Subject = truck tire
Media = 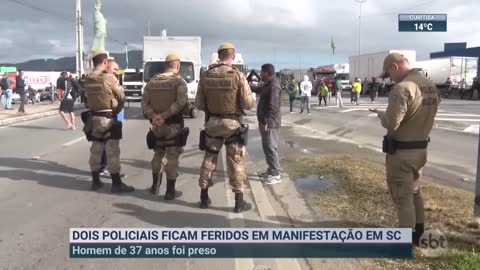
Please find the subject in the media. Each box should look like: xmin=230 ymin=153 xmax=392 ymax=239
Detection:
xmin=189 ymin=107 xmax=198 ymax=119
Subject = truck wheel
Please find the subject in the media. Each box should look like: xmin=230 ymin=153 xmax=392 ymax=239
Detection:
xmin=189 ymin=107 xmax=198 ymax=118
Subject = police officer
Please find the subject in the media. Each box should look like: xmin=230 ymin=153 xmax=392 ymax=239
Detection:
xmin=142 ymin=53 xmax=188 ymax=200
xmin=84 ymin=51 xmax=134 ymax=193
xmin=195 ymin=43 xmax=255 ymax=213
xmin=373 ymin=53 xmax=441 ymax=245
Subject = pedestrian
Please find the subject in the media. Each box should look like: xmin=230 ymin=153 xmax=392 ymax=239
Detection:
xmin=471 ymin=77 xmax=480 ymax=100
xmin=444 ymin=77 xmax=452 ymax=98
xmin=362 ymin=77 xmax=369 ymax=96
xmin=16 ymin=70 xmax=26 ymax=115
xmin=286 ymin=79 xmax=299 ymax=113
xmin=370 ymin=77 xmax=379 ymax=103
xmin=251 ymin=63 xmax=282 ymax=185
xmin=27 ymin=85 xmax=36 ymax=104
xmin=195 ymin=42 xmax=255 ymax=212
xmin=58 ymin=75 xmax=79 ymax=130
xmin=97 ymin=59 xmax=127 ymax=179
xmin=335 ymin=75 xmax=344 ymax=107
xmin=142 ymin=53 xmax=187 ymax=200
xmin=352 ymin=78 xmax=362 ymax=105
xmin=372 ymin=53 xmax=440 ymax=246
xmin=1 ymin=73 xmax=14 ymax=109
xmin=49 ymin=82 xmax=56 ymax=103
xmin=318 ymin=80 xmax=329 ymax=107
xmin=458 ymin=78 xmax=469 ymax=99
xmin=299 ymin=75 xmax=312 ymax=114
xmin=379 ymin=78 xmax=386 ymax=96
xmin=83 ymin=51 xmax=133 ymax=193
xmin=56 ymin=72 xmax=66 ymax=100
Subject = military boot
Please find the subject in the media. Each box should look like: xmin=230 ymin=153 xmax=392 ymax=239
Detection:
xmin=149 ymin=172 xmax=162 ymax=195
xmin=90 ymin=171 xmax=104 ymax=191
xmin=165 ymin=179 xmax=182 ymax=200
xmin=111 ymin=173 xmax=135 ymax=193
xmin=200 ymin=189 xmax=212 ymax=209
xmin=413 ymin=223 xmax=425 ymax=247
xmin=234 ymin=192 xmax=252 ymax=213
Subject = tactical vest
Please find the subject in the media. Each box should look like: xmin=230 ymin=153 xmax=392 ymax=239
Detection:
xmin=85 ymin=73 xmax=116 ymax=111
xmin=203 ymin=67 xmax=240 ymax=115
xmin=148 ymin=74 xmax=179 ymax=114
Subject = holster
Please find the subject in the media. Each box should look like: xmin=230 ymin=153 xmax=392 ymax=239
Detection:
xmin=199 ymin=130 xmax=207 ymax=151
xmin=146 ymin=129 xmax=156 ymax=149
xmin=176 ymin=127 xmax=190 ymax=147
xmin=382 ymin=136 xmax=397 ymax=155
xmin=109 ymin=120 xmax=123 ymax=140
xmin=81 ymin=110 xmax=93 ymax=142
xmin=237 ymin=124 xmax=249 ymax=146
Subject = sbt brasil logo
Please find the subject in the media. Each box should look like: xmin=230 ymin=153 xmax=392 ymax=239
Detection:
xmin=419 ymin=230 xmax=447 ymax=257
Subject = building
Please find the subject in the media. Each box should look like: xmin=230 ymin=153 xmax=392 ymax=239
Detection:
xmin=430 ymin=42 xmax=480 ymax=77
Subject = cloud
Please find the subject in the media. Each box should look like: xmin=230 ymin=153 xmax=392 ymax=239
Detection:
xmin=0 ymin=0 xmax=478 ymax=69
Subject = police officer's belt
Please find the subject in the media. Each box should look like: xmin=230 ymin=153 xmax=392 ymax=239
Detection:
xmin=395 ymin=139 xmax=430 ymax=150
xmin=149 ymin=114 xmax=184 ymax=126
xmin=208 ymin=113 xmax=241 ymax=121
xmin=91 ymin=111 xmax=116 ymax=118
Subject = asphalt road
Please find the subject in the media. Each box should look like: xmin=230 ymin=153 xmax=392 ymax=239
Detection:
xmin=282 ymin=96 xmax=479 ymax=190
xmin=0 ymin=97 xmax=478 ymax=269
xmin=0 ymin=104 xmax=361 ymax=270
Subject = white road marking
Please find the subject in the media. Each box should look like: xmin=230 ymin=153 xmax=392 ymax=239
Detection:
xmin=249 ymin=180 xmax=303 ymax=270
xmin=221 ymin=149 xmax=255 ymax=270
xmin=62 ymin=136 xmax=85 ymax=147
xmin=464 ymin=125 xmax=480 ymax=134
xmin=339 ymin=108 xmax=362 ymax=113
xmin=435 ymin=118 xmax=480 ymax=122
xmin=436 ymin=113 xmax=480 ymax=117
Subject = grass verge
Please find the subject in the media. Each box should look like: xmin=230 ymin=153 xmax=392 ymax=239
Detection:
xmin=290 ymin=155 xmax=480 ymax=270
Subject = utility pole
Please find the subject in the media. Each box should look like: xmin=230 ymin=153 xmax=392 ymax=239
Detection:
xmin=147 ymin=20 xmax=151 ymax=36
xmin=475 ymin=125 xmax=480 ymax=224
xmin=125 ymin=42 xmax=129 ymax=69
xmin=75 ymin=0 xmax=84 ymax=77
xmin=355 ymin=0 xmax=367 ymax=56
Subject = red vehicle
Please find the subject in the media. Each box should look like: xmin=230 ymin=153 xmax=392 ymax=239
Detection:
xmin=308 ymin=68 xmax=337 ymax=95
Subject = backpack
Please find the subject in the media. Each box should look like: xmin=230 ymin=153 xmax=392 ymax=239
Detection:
xmin=0 ymin=78 xmax=8 ymax=90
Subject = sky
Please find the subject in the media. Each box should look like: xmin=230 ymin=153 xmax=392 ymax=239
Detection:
xmin=1 ymin=0 xmax=480 ymax=69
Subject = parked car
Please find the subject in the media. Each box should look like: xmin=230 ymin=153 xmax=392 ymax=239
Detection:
xmin=12 ymin=93 xmax=21 ymax=104
xmin=40 ymin=90 xmax=56 ymax=102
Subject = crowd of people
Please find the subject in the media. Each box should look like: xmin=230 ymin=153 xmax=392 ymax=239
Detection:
xmin=282 ymin=75 xmax=389 ymax=114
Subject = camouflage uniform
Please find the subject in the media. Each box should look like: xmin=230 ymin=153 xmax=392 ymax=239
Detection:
xmin=84 ymin=65 xmax=134 ymax=193
xmin=142 ymin=61 xmax=188 ymax=200
xmin=195 ymin=43 xmax=255 ymax=212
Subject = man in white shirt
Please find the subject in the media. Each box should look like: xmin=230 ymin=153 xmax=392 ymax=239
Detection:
xmin=299 ymin=75 xmax=312 ymax=115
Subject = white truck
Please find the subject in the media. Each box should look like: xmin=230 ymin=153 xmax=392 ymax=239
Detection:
xmin=121 ymin=69 xmax=143 ymax=101
xmin=349 ymin=50 xmax=417 ymax=85
xmin=142 ymin=36 xmax=202 ymax=118
xmin=412 ymin=57 xmax=478 ymax=88
xmin=210 ymin=52 xmax=248 ymax=74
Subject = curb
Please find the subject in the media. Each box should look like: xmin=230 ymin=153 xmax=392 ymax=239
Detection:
xmin=0 ymin=109 xmax=59 ymax=127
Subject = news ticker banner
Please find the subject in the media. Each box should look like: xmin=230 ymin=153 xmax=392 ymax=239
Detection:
xmin=70 ymin=228 xmax=412 ymax=258
xmin=398 ymin=14 xmax=447 ymax=32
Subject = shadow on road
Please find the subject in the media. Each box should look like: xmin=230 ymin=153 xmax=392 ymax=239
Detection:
xmin=112 ymin=202 xmax=373 ymax=228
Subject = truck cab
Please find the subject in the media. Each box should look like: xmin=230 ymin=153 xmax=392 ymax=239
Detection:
xmin=142 ymin=59 xmax=199 ymax=118
xmin=309 ymin=69 xmax=337 ymax=95
xmin=121 ymin=69 xmax=143 ymax=101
